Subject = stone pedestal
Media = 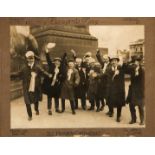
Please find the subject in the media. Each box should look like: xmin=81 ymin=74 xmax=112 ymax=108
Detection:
xmin=31 ymin=26 xmax=98 ymax=61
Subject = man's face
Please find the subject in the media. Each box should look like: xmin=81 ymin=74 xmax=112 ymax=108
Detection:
xmin=68 ymin=62 xmax=75 ymax=69
xmin=76 ymin=61 xmax=82 ymax=67
xmin=90 ymin=62 xmax=95 ymax=68
xmin=54 ymin=60 xmax=61 ymax=67
xmin=27 ymin=56 xmax=34 ymax=64
xmin=111 ymin=59 xmax=118 ymax=67
xmin=134 ymin=60 xmax=140 ymax=66
xmin=103 ymin=55 xmax=109 ymax=63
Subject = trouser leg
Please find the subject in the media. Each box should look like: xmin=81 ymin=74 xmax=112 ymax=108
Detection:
xmin=25 ymin=104 xmax=32 ymax=118
xmin=70 ymin=100 xmax=75 ymax=111
xmin=34 ymin=101 xmax=39 ymax=112
xmin=81 ymin=96 xmax=86 ymax=109
xmin=109 ymin=104 xmax=114 ymax=114
xmin=117 ymin=106 xmax=122 ymax=119
xmin=138 ymin=104 xmax=144 ymax=123
xmin=61 ymin=99 xmax=65 ymax=112
xmin=101 ymin=98 xmax=105 ymax=107
xmin=47 ymin=96 xmax=52 ymax=110
xmin=129 ymin=103 xmax=137 ymax=122
xmin=54 ymin=98 xmax=59 ymax=110
xmin=90 ymin=99 xmax=95 ymax=108
xmin=75 ymin=97 xmax=78 ymax=109
xmin=96 ymin=99 xmax=100 ymax=111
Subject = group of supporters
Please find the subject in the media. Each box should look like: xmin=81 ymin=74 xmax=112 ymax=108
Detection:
xmin=11 ymin=43 xmax=145 ymax=125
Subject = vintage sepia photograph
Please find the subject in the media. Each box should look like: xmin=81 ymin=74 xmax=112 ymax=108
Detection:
xmin=10 ymin=25 xmax=145 ymax=129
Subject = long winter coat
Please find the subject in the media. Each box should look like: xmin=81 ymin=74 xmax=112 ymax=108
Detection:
xmin=11 ymin=62 xmax=50 ymax=104
xmin=96 ymin=52 xmax=111 ymax=100
xmin=107 ymin=65 xmax=126 ymax=108
xmin=126 ymin=64 xmax=144 ymax=106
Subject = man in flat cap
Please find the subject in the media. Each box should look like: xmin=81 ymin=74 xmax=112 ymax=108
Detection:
xmin=42 ymin=43 xmax=66 ymax=115
xmin=106 ymin=55 xmax=126 ymax=122
xmin=60 ymin=56 xmax=80 ymax=115
xmin=11 ymin=50 xmax=52 ymax=120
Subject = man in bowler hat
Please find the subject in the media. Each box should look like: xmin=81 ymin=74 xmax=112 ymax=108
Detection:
xmin=126 ymin=55 xmax=145 ymax=125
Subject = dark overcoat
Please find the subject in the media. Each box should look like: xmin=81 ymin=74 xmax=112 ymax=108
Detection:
xmin=126 ymin=65 xmax=144 ymax=106
xmin=107 ymin=65 xmax=126 ymax=108
xmin=42 ymin=53 xmax=65 ymax=98
xmin=74 ymin=67 xmax=88 ymax=98
xmin=96 ymin=52 xmax=111 ymax=100
xmin=60 ymin=68 xmax=80 ymax=100
xmin=87 ymin=75 xmax=99 ymax=101
xmin=11 ymin=62 xmax=50 ymax=104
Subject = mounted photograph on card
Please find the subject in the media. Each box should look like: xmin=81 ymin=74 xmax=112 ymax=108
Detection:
xmin=1 ymin=17 xmax=154 ymax=136
xmin=10 ymin=25 xmax=145 ymax=129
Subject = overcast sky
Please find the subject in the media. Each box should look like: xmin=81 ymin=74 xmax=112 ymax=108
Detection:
xmin=89 ymin=25 xmax=144 ymax=56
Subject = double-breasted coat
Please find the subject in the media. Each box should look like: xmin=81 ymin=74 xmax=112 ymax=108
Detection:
xmin=11 ymin=62 xmax=50 ymax=104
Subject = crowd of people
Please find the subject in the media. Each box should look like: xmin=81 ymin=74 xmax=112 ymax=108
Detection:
xmin=11 ymin=43 xmax=145 ymax=125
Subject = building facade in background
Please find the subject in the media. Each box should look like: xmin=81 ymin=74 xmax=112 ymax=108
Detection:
xmin=129 ymin=39 xmax=144 ymax=58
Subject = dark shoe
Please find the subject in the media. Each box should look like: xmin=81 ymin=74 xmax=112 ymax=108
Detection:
xmin=129 ymin=120 xmax=136 ymax=124
xmin=106 ymin=111 xmax=110 ymax=115
xmin=72 ymin=111 xmax=76 ymax=115
xmin=96 ymin=109 xmax=100 ymax=112
xmin=88 ymin=107 xmax=94 ymax=111
xmin=55 ymin=109 xmax=61 ymax=113
xmin=116 ymin=117 xmax=121 ymax=122
xmin=139 ymin=122 xmax=144 ymax=125
xmin=36 ymin=111 xmax=39 ymax=115
xmin=28 ymin=117 xmax=32 ymax=121
xmin=61 ymin=109 xmax=65 ymax=113
xmin=100 ymin=106 xmax=104 ymax=111
xmin=82 ymin=106 xmax=86 ymax=110
xmin=48 ymin=110 xmax=52 ymax=115
xmin=109 ymin=113 xmax=113 ymax=117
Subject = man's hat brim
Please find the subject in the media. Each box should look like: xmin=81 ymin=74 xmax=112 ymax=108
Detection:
xmin=53 ymin=57 xmax=61 ymax=62
xmin=67 ymin=59 xmax=75 ymax=63
xmin=110 ymin=57 xmax=120 ymax=61
xmin=131 ymin=55 xmax=143 ymax=62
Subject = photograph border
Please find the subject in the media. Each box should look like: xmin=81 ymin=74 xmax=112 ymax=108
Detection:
xmin=0 ymin=17 xmax=155 ymax=136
